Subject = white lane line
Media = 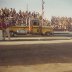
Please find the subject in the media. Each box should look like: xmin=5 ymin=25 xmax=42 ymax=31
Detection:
xmin=0 ymin=40 xmax=72 ymax=45
xmin=5 ymin=37 xmax=71 ymax=40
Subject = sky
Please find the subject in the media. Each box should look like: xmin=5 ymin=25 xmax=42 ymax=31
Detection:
xmin=0 ymin=0 xmax=72 ymax=20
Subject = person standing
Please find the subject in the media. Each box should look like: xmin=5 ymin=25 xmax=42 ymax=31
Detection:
xmin=4 ymin=17 xmax=10 ymax=40
xmin=1 ymin=18 xmax=6 ymax=40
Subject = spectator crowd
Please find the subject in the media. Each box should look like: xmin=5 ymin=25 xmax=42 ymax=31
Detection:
xmin=0 ymin=8 xmax=43 ymax=28
xmin=0 ymin=8 xmax=72 ymax=31
xmin=51 ymin=16 xmax=72 ymax=31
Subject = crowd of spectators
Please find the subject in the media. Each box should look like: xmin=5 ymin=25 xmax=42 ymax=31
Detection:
xmin=0 ymin=8 xmax=42 ymax=28
xmin=0 ymin=8 xmax=72 ymax=31
xmin=51 ymin=16 xmax=72 ymax=31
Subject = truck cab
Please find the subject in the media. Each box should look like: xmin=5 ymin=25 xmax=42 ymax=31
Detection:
xmin=31 ymin=19 xmax=53 ymax=35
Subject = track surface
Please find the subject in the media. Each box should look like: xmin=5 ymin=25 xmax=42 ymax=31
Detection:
xmin=0 ymin=42 xmax=72 ymax=72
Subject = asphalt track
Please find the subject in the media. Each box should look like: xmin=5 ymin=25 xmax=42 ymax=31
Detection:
xmin=0 ymin=42 xmax=72 ymax=64
xmin=0 ymin=38 xmax=72 ymax=72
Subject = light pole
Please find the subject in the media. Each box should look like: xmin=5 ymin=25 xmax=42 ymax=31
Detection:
xmin=42 ymin=0 xmax=45 ymax=26
xmin=26 ymin=0 xmax=28 ymax=26
xmin=39 ymin=0 xmax=45 ymax=34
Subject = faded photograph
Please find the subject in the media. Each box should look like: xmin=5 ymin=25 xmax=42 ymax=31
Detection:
xmin=0 ymin=0 xmax=72 ymax=72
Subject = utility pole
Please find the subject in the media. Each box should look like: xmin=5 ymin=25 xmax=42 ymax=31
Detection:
xmin=42 ymin=0 xmax=45 ymax=26
xmin=26 ymin=3 xmax=28 ymax=26
xmin=40 ymin=0 xmax=45 ymax=34
xmin=27 ymin=3 xmax=28 ymax=12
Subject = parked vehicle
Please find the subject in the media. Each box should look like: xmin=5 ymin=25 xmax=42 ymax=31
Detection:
xmin=9 ymin=19 xmax=53 ymax=36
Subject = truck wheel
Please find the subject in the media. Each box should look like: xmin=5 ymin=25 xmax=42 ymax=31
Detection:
xmin=45 ymin=32 xmax=51 ymax=36
xmin=10 ymin=31 xmax=16 ymax=37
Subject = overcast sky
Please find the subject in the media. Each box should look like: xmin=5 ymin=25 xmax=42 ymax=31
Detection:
xmin=0 ymin=0 xmax=72 ymax=20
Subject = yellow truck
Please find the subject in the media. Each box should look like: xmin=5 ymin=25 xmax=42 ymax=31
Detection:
xmin=9 ymin=19 xmax=53 ymax=36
